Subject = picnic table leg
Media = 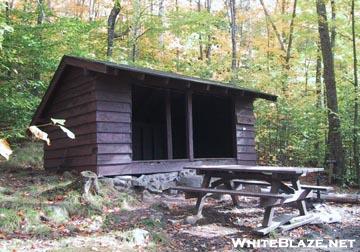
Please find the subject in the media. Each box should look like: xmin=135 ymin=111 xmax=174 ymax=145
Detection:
xmin=291 ymin=179 xmax=308 ymax=216
xmin=262 ymin=180 xmax=281 ymax=227
xmin=224 ymin=180 xmax=240 ymax=207
xmin=195 ymin=174 xmax=211 ymax=218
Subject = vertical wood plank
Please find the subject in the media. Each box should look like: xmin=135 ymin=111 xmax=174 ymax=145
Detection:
xmin=186 ymin=90 xmax=194 ymax=161
xmin=166 ymin=91 xmax=173 ymax=159
xmin=231 ymin=96 xmax=237 ymax=158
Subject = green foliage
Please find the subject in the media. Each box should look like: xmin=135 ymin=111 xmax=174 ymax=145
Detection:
xmin=0 ymin=208 xmax=21 ymax=233
xmin=0 ymin=0 xmax=359 ymax=182
xmin=2 ymin=142 xmax=43 ymax=169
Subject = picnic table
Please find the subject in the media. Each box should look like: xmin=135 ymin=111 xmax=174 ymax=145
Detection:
xmin=174 ymin=165 xmax=330 ymax=234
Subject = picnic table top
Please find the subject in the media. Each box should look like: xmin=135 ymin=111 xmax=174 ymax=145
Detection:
xmin=183 ymin=165 xmax=324 ymax=174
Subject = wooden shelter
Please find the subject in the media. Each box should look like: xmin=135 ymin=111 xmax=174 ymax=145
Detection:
xmin=31 ymin=56 xmax=277 ymax=176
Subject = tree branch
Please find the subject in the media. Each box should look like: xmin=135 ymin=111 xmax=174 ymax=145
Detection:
xmin=259 ymin=0 xmax=286 ymax=53
xmin=285 ymin=0 xmax=297 ymax=64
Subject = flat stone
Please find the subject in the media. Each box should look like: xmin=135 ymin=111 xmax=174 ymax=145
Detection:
xmin=177 ymin=175 xmax=203 ymax=188
xmin=185 ymin=215 xmax=202 ymax=225
xmin=98 ymin=177 xmax=114 ymax=188
xmin=133 ymin=172 xmax=179 ymax=193
xmin=122 ymin=228 xmax=149 ymax=246
xmin=113 ymin=176 xmax=134 ymax=189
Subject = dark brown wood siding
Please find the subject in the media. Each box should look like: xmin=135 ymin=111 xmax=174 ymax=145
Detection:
xmin=94 ymin=74 xmax=132 ymax=176
xmin=42 ymin=66 xmax=98 ymax=173
xmin=235 ymin=97 xmax=257 ymax=165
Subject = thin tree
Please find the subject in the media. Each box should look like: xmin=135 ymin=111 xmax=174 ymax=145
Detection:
xmin=33 ymin=0 xmax=45 ymax=80
xmin=89 ymin=0 xmax=96 ymax=21
xmin=229 ymin=0 xmax=237 ymax=71
xmin=107 ymin=0 xmax=121 ymax=57
xmin=316 ymin=0 xmax=345 ymax=183
xmin=260 ymin=0 xmax=297 ymax=164
xmin=158 ymin=0 xmax=165 ymax=53
xmin=197 ymin=0 xmax=203 ymax=60
xmin=205 ymin=0 xmax=212 ymax=62
xmin=351 ymin=0 xmax=359 ymax=184
xmin=259 ymin=0 xmax=297 ymax=91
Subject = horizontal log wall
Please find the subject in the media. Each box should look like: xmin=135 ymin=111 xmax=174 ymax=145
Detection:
xmin=235 ymin=97 xmax=257 ymax=165
xmin=43 ymin=66 xmax=98 ymax=173
xmin=95 ymin=74 xmax=132 ymax=174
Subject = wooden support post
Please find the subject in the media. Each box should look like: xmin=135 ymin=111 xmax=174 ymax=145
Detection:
xmin=186 ymin=90 xmax=194 ymax=161
xmin=262 ymin=179 xmax=281 ymax=227
xmin=224 ymin=180 xmax=240 ymax=206
xmin=231 ymin=96 xmax=238 ymax=159
xmin=195 ymin=174 xmax=211 ymax=217
xmin=166 ymin=91 xmax=173 ymax=159
xmin=292 ymin=179 xmax=308 ymax=216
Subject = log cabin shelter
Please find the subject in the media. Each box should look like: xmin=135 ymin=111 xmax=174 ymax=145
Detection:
xmin=31 ymin=56 xmax=277 ymax=177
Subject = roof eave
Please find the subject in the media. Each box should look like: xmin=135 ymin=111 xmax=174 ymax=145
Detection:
xmin=30 ymin=55 xmax=277 ymax=126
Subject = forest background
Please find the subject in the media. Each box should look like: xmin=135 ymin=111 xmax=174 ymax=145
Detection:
xmin=0 ymin=0 xmax=359 ymax=185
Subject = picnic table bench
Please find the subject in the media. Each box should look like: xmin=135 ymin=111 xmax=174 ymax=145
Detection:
xmin=173 ymin=165 xmax=330 ymax=235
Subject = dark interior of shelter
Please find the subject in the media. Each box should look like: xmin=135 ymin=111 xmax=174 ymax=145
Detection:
xmin=132 ymin=85 xmax=235 ymax=161
xmin=192 ymin=94 xmax=234 ymax=158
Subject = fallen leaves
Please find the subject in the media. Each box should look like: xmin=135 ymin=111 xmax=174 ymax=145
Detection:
xmin=0 ymin=139 xmax=13 ymax=160
xmin=54 ymin=195 xmax=65 ymax=201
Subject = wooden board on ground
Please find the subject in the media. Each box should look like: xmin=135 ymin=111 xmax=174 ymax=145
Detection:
xmin=279 ymin=215 xmax=318 ymax=232
xmin=254 ymin=215 xmax=294 ymax=235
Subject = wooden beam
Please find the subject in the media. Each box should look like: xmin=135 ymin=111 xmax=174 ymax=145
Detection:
xmin=83 ymin=68 xmax=91 ymax=77
xmin=129 ymin=72 xmax=146 ymax=81
xmin=166 ymin=91 xmax=173 ymax=159
xmin=186 ymin=90 xmax=194 ymax=161
xmin=163 ymin=78 xmax=170 ymax=85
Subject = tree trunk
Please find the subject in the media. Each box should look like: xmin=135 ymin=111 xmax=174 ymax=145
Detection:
xmin=107 ymin=1 xmax=121 ymax=57
xmin=5 ymin=1 xmax=10 ymax=25
xmin=197 ymin=0 xmax=203 ymax=60
xmin=351 ymin=0 xmax=359 ymax=184
xmin=34 ymin=0 xmax=45 ymax=80
xmin=330 ymin=0 xmax=336 ymax=49
xmin=316 ymin=0 xmax=345 ymax=183
xmin=229 ymin=0 xmax=237 ymax=71
xmin=205 ymin=0 xmax=212 ymax=62
xmin=315 ymin=45 xmax=322 ymax=109
xmin=260 ymin=0 xmax=285 ymax=52
xmin=89 ymin=0 xmax=96 ymax=21
xmin=315 ymin=45 xmax=323 ymax=166
xmin=37 ymin=0 xmax=44 ymax=26
xmin=285 ymin=0 xmax=297 ymax=66
xmin=158 ymin=0 xmax=164 ymax=52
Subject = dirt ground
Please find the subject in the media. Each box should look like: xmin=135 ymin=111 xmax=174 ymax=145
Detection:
xmin=0 ymin=167 xmax=359 ymax=252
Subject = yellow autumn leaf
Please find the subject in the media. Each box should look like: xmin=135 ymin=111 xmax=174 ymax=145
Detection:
xmin=51 ymin=118 xmax=66 ymax=126
xmin=0 ymin=139 xmax=13 ymax=160
xmin=59 ymin=125 xmax=75 ymax=139
xmin=29 ymin=126 xmax=50 ymax=146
